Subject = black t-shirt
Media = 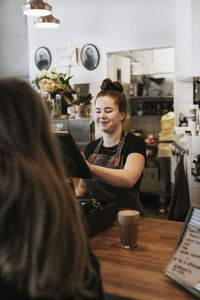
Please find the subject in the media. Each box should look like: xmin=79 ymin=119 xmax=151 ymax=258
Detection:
xmin=85 ymin=133 xmax=146 ymax=189
xmin=85 ymin=133 xmax=146 ymax=163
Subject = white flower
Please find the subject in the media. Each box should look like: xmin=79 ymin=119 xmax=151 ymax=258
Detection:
xmin=50 ymin=66 xmax=56 ymax=73
xmin=39 ymin=78 xmax=55 ymax=92
xmin=50 ymin=73 xmax=57 ymax=80
xmin=66 ymin=41 xmax=76 ymax=56
xmin=37 ymin=69 xmax=47 ymax=78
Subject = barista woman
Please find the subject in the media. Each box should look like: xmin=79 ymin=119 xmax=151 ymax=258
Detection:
xmin=76 ymin=78 xmax=146 ymax=216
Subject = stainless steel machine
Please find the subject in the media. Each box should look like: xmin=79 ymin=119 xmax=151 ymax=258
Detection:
xmin=51 ymin=117 xmax=94 ymax=152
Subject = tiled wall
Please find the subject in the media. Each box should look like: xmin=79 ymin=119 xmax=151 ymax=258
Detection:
xmin=132 ymin=48 xmax=174 ymax=76
xmin=128 ymin=115 xmax=161 ymax=139
xmin=127 ymin=115 xmax=161 ymax=195
xmin=175 ymin=81 xmax=193 ymax=125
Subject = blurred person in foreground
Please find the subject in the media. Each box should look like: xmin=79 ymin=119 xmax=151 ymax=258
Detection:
xmin=0 ymin=77 xmax=103 ymax=299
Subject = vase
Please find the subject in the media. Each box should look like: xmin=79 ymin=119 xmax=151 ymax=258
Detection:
xmin=75 ymin=104 xmax=88 ymax=118
xmin=67 ymin=105 xmax=76 ymax=118
xmin=51 ymin=94 xmax=62 ymax=119
xmin=49 ymin=92 xmax=74 ymax=116
xmin=40 ymin=91 xmax=54 ymax=117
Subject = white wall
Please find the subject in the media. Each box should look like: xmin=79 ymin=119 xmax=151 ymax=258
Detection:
xmin=0 ymin=0 xmax=29 ymax=79
xmin=131 ymin=48 xmax=174 ymax=75
xmin=27 ymin=0 xmax=175 ymax=97
xmin=107 ymin=55 xmax=131 ymax=83
xmin=174 ymin=0 xmax=200 ymax=124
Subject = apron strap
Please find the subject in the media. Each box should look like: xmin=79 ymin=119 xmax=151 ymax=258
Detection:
xmin=89 ymin=137 xmax=103 ymax=162
xmin=114 ymin=131 xmax=126 ymax=167
xmin=89 ymin=131 xmax=126 ymax=166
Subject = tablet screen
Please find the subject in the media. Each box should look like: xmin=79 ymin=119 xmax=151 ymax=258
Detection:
xmin=165 ymin=206 xmax=200 ymax=298
xmin=54 ymin=131 xmax=92 ymax=178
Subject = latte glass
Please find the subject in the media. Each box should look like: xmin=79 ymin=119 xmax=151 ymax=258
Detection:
xmin=118 ymin=210 xmax=140 ymax=249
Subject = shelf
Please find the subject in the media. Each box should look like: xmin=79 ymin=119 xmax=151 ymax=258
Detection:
xmin=129 ymin=96 xmax=173 ymax=102
xmin=131 ymin=72 xmax=174 ymax=76
xmin=130 ymin=115 xmax=161 ymax=117
xmin=176 ymin=72 xmax=200 ymax=82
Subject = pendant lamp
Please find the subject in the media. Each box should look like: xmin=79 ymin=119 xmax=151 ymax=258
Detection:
xmin=22 ymin=0 xmax=52 ymax=16
xmin=34 ymin=14 xmax=60 ymax=28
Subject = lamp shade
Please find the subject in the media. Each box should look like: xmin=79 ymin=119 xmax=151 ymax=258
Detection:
xmin=34 ymin=14 xmax=60 ymax=28
xmin=22 ymin=0 xmax=52 ymax=16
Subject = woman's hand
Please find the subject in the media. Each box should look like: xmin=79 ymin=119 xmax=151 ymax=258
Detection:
xmin=75 ymin=179 xmax=89 ymax=197
xmin=81 ymin=152 xmax=94 ymax=172
xmin=81 ymin=152 xmax=86 ymax=159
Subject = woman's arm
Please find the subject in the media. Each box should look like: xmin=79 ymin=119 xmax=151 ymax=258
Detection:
xmin=75 ymin=178 xmax=89 ymax=197
xmin=88 ymin=153 xmax=145 ymax=188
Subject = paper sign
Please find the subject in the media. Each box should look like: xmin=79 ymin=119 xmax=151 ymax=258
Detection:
xmin=166 ymin=208 xmax=200 ymax=291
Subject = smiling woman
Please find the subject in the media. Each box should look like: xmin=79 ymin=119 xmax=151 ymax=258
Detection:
xmin=76 ymin=78 xmax=146 ymax=215
xmin=94 ymin=96 xmax=125 ymax=134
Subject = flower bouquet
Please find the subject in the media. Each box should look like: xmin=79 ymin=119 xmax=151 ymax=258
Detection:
xmin=32 ymin=66 xmax=76 ymax=116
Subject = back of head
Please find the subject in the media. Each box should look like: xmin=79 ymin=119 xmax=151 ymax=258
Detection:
xmin=96 ymin=78 xmax=127 ymax=117
xmin=0 ymin=77 xmax=97 ymax=299
xmin=0 ymin=76 xmax=50 ymax=156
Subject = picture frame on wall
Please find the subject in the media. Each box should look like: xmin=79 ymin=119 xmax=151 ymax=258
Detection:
xmin=81 ymin=44 xmax=100 ymax=71
xmin=35 ymin=47 xmax=51 ymax=70
xmin=56 ymin=48 xmax=79 ymax=67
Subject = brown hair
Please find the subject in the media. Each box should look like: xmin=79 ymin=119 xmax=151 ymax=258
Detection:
xmin=96 ymin=78 xmax=127 ymax=118
xmin=0 ymin=77 xmax=98 ymax=299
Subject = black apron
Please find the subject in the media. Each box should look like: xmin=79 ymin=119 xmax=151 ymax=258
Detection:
xmin=168 ymin=154 xmax=190 ymax=221
xmin=83 ymin=131 xmax=145 ymax=216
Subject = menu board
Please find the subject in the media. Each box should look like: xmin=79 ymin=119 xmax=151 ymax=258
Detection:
xmin=165 ymin=206 xmax=200 ymax=298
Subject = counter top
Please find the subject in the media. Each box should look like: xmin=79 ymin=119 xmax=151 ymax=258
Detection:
xmin=90 ymin=217 xmax=196 ymax=300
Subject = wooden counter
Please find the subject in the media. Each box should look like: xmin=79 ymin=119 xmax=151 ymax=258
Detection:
xmin=90 ymin=217 xmax=197 ymax=300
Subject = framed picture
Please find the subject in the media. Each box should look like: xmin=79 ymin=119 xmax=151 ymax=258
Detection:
xmin=81 ymin=44 xmax=100 ymax=70
xmin=56 ymin=48 xmax=79 ymax=67
xmin=35 ymin=47 xmax=51 ymax=70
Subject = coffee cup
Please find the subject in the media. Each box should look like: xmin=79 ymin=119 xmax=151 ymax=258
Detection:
xmin=118 ymin=210 xmax=140 ymax=249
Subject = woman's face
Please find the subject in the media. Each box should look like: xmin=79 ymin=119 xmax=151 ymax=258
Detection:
xmin=95 ymin=96 xmax=124 ymax=134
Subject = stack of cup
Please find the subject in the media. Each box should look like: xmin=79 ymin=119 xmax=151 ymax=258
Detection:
xmin=118 ymin=210 xmax=140 ymax=250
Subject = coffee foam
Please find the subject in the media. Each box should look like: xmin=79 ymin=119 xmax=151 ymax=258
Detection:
xmin=118 ymin=210 xmax=139 ymax=216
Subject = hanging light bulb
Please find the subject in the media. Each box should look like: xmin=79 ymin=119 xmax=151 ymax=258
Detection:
xmin=22 ymin=0 xmax=52 ymax=17
xmin=34 ymin=14 xmax=60 ymax=28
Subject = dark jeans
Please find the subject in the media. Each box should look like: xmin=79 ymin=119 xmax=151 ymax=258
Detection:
xmin=158 ymin=157 xmax=171 ymax=205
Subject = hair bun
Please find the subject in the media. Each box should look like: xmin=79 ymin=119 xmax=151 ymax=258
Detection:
xmin=100 ymin=78 xmax=123 ymax=93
